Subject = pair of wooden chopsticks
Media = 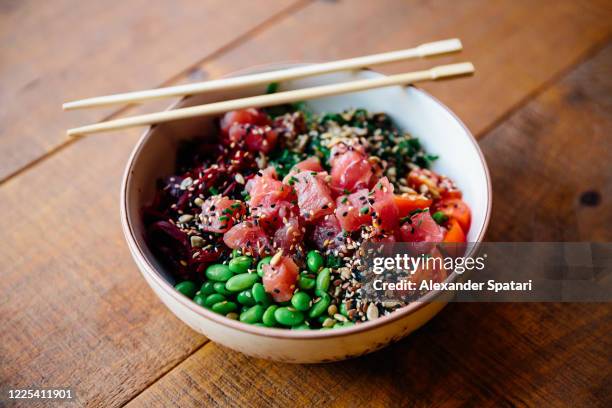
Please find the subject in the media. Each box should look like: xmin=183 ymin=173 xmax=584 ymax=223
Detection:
xmin=64 ymin=39 xmax=474 ymax=137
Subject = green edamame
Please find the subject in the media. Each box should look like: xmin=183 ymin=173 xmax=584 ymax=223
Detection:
xmin=213 ymin=282 xmax=232 ymax=296
xmin=205 ymin=264 xmax=233 ymax=282
xmin=298 ymin=275 xmax=316 ymax=290
xmin=291 ymin=292 xmax=311 ymax=312
xmin=315 ymin=268 xmax=331 ymax=296
xmin=239 ymin=304 xmax=265 ymax=324
xmin=262 ymin=305 xmax=278 ymax=327
xmin=274 ymin=307 xmax=304 ymax=326
xmin=308 ymin=293 xmax=331 ymax=319
xmin=237 ymin=290 xmax=256 ymax=306
xmin=229 ymin=255 xmax=253 ymax=274
xmin=225 ymin=273 xmax=259 ymax=292
xmin=291 ymin=323 xmax=310 ymax=330
xmin=200 ymin=281 xmax=216 ymax=296
xmin=257 ymin=256 xmax=272 ymax=277
xmin=211 ymin=301 xmax=237 ymax=315
xmin=204 ymin=293 xmax=226 ymax=308
xmin=252 ymin=283 xmax=271 ymax=305
xmin=175 ymin=281 xmax=197 ymax=298
xmin=193 ymin=293 xmax=207 ymax=307
xmin=306 ymin=250 xmax=324 ymax=273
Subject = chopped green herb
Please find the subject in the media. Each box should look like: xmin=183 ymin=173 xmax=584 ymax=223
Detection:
xmin=266 ymin=82 xmax=279 ymax=94
xmin=409 ymin=208 xmax=428 ymax=216
xmin=432 ymin=211 xmax=449 ymax=225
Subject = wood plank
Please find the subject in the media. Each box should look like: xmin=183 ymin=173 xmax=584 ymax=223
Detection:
xmin=125 ymin=32 xmax=612 ymax=408
xmin=127 ymin=304 xmax=611 ymax=407
xmin=1 ymin=1 xmax=610 ymax=406
xmin=196 ymin=0 xmax=612 ymax=139
xmin=0 ymin=128 xmax=209 ymax=407
xmin=0 ymin=0 xmax=299 ymax=181
xmin=0 ymin=1 xmax=305 ymax=406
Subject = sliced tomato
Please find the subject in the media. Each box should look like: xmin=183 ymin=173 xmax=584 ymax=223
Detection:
xmin=220 ymin=108 xmax=270 ymax=135
xmin=199 ymin=196 xmax=245 ymax=233
xmin=443 ymin=218 xmax=466 ymax=243
xmin=335 ymin=189 xmax=372 ymax=232
xmin=262 ymin=255 xmax=299 ymax=302
xmin=394 ymin=194 xmax=432 ymax=218
xmin=433 ymin=198 xmax=471 ymax=233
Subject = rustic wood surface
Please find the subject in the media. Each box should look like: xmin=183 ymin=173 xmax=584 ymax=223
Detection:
xmin=0 ymin=0 xmax=610 ymax=407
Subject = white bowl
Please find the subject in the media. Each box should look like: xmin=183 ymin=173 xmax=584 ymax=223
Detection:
xmin=121 ymin=67 xmax=491 ymax=363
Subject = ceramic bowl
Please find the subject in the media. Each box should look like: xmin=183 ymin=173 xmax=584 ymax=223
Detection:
xmin=121 ymin=67 xmax=491 ymax=363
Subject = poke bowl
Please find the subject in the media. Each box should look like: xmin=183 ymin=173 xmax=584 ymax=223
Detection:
xmin=121 ymin=66 xmax=491 ymax=363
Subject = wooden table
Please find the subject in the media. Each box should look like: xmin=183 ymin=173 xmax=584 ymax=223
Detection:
xmin=1 ymin=1 xmax=610 ymax=406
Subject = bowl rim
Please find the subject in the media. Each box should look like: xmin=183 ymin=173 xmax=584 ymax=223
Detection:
xmin=120 ymin=67 xmax=492 ymax=340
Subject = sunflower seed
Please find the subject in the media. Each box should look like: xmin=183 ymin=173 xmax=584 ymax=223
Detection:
xmin=366 ymin=303 xmax=379 ymax=320
xmin=178 ymin=214 xmax=194 ymax=223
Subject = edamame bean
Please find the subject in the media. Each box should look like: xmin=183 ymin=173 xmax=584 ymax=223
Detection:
xmin=306 ymin=250 xmax=324 ymax=273
xmin=200 ymin=281 xmax=216 ymax=296
xmin=298 ymin=275 xmax=316 ymax=291
xmin=175 ymin=281 xmax=197 ymax=298
xmin=204 ymin=293 xmax=226 ymax=308
xmin=340 ymin=302 xmax=348 ymax=317
xmin=262 ymin=305 xmax=278 ymax=327
xmin=239 ymin=304 xmax=265 ymax=324
xmin=232 ymin=249 xmax=240 ymax=258
xmin=308 ymin=293 xmax=331 ymax=319
xmin=257 ymin=256 xmax=272 ymax=277
xmin=252 ymin=283 xmax=271 ymax=305
xmin=211 ymin=301 xmax=237 ymax=315
xmin=237 ymin=290 xmax=256 ymax=306
xmin=193 ymin=293 xmax=207 ymax=307
xmin=291 ymin=292 xmax=311 ymax=312
xmin=274 ymin=307 xmax=304 ymax=326
xmin=205 ymin=264 xmax=233 ymax=282
xmin=225 ymin=273 xmax=259 ymax=292
xmin=291 ymin=323 xmax=310 ymax=330
xmin=213 ymin=282 xmax=232 ymax=296
xmin=315 ymin=268 xmax=331 ymax=296
xmin=229 ymin=256 xmax=253 ymax=274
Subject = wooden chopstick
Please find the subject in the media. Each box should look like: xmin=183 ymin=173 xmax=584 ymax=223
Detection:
xmin=62 ymin=39 xmax=463 ymax=110
xmin=66 ymin=62 xmax=474 ymax=137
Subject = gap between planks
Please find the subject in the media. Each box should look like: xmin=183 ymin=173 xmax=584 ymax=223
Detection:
xmin=0 ymin=0 xmax=313 ymax=187
xmin=476 ymin=34 xmax=612 ymax=143
xmin=120 ymin=34 xmax=612 ymax=407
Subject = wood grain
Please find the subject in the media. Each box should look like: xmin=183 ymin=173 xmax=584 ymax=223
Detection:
xmin=0 ymin=0 xmax=298 ymax=181
xmin=481 ymin=43 xmax=612 ymax=242
xmin=194 ymin=0 xmax=612 ymax=138
xmin=126 ymin=30 xmax=612 ymax=408
xmin=1 ymin=1 xmax=611 ymax=407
